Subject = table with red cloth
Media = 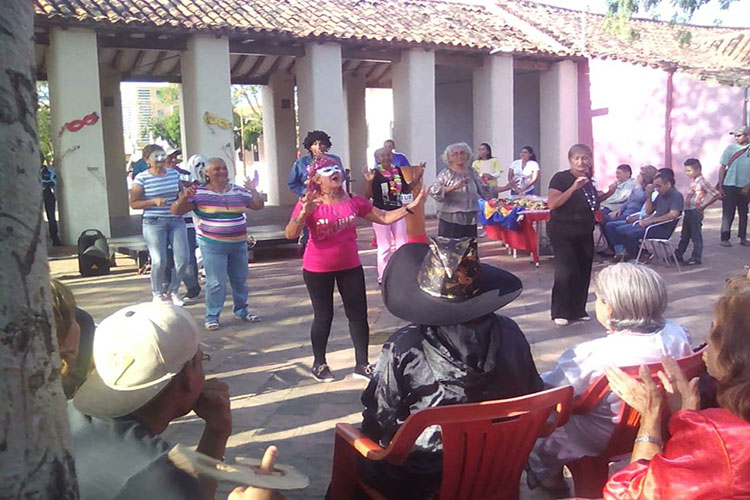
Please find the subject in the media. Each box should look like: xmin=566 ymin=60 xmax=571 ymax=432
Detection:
xmin=484 ymin=210 xmax=550 ymax=266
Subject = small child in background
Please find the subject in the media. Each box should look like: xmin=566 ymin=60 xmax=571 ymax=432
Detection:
xmin=676 ymin=158 xmax=720 ymax=265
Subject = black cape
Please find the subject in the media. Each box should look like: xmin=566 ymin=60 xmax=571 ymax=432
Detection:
xmin=358 ymin=313 xmax=543 ymax=499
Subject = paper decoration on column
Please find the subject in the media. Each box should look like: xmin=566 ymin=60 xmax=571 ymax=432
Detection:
xmin=58 ymin=112 xmax=99 ymax=136
xmin=203 ymin=112 xmax=232 ymax=130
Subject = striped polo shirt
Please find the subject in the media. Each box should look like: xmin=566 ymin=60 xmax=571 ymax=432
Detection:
xmin=190 ymin=185 xmax=253 ymax=244
xmin=133 ymin=168 xmax=181 ymax=218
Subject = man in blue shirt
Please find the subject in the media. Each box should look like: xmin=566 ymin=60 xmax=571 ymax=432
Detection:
xmin=372 ymin=139 xmax=410 ymax=170
xmin=287 ymin=130 xmax=344 ymax=198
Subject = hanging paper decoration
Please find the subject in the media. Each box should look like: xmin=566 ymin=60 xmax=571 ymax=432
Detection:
xmin=203 ymin=112 xmax=232 ymax=130
xmin=59 ymin=112 xmax=99 ymax=136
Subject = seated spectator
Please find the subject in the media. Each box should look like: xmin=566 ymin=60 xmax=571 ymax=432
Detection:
xmin=604 ymin=272 xmax=750 ymax=499
xmin=69 ymin=303 xmax=233 ymax=500
xmin=358 ymin=237 xmax=544 ymax=499
xmin=526 ymin=263 xmax=692 ymax=494
xmin=599 ymin=164 xmax=637 ymax=215
xmin=608 ymin=172 xmax=683 ymax=262
xmin=600 ymin=166 xmax=657 ymax=255
xmin=50 ymin=278 xmax=95 ymax=398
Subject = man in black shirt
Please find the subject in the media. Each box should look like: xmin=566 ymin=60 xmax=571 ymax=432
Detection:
xmin=611 ymin=172 xmax=683 ymax=261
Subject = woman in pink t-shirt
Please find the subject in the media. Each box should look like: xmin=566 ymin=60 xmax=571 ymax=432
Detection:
xmin=285 ymin=157 xmax=426 ymax=383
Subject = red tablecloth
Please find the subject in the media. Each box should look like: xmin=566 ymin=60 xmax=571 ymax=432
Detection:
xmin=484 ymin=211 xmax=550 ymax=264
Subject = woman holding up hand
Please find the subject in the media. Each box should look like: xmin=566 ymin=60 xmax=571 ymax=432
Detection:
xmin=286 ymin=157 xmax=426 ymax=383
xmin=429 ymin=142 xmax=501 ymax=238
xmin=130 ymin=145 xmax=189 ymax=305
xmin=172 ymin=157 xmax=264 ymax=331
xmin=547 ymin=144 xmax=600 ymax=326
xmin=603 ymin=271 xmax=750 ymax=499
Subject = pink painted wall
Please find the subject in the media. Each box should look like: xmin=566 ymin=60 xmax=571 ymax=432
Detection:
xmin=671 ymin=73 xmax=745 ymax=191
xmin=583 ymin=58 xmax=746 ymax=192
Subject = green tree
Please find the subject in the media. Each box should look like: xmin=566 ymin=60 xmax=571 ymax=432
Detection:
xmin=231 ymin=85 xmax=263 ymax=152
xmin=150 ymin=112 xmax=181 ymax=150
xmin=36 ymin=82 xmax=53 ymax=165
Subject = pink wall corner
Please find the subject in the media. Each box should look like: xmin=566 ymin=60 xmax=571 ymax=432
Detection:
xmin=670 ymin=73 xmax=746 ymax=192
xmin=587 ymin=59 xmax=669 ymax=186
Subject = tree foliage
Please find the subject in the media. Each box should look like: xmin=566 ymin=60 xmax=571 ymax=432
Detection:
xmin=36 ymin=82 xmax=53 ymax=165
xmin=603 ymin=0 xmax=738 ymax=42
xmin=231 ymin=85 xmax=263 ymax=152
xmin=150 ymin=112 xmax=181 ymax=149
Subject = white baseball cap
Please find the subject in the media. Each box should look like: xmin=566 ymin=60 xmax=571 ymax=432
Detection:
xmin=74 ymin=303 xmax=201 ymax=418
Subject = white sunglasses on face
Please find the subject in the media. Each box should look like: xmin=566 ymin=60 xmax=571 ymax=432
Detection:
xmin=152 ymin=152 xmax=168 ymax=161
xmin=316 ymin=165 xmax=341 ymax=177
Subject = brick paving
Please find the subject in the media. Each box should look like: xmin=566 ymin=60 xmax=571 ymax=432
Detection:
xmin=49 ymin=207 xmax=748 ymax=499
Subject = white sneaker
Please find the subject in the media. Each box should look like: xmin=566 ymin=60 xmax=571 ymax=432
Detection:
xmin=152 ymin=294 xmax=170 ymax=304
xmin=170 ymin=293 xmax=184 ymax=307
xmin=553 ymin=318 xmax=569 ymax=326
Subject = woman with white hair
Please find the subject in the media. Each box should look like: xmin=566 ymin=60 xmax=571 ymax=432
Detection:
xmin=429 ymin=142 xmax=502 ymax=238
xmin=526 ymin=263 xmax=693 ymax=494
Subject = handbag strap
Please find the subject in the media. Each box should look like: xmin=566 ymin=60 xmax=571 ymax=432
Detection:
xmin=727 ymin=145 xmax=750 ymax=168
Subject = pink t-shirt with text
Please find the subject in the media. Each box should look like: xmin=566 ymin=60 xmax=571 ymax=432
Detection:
xmin=291 ymin=196 xmax=373 ymax=272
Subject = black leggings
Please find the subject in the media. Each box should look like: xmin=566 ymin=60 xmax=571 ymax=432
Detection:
xmin=303 ymin=266 xmax=369 ymax=366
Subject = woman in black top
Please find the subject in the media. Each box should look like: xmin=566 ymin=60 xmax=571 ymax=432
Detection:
xmin=547 ymin=144 xmax=599 ymax=326
xmin=364 ymin=147 xmax=423 ymax=284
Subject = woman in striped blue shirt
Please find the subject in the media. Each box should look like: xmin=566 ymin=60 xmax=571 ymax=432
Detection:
xmin=130 ymin=145 xmax=190 ymax=305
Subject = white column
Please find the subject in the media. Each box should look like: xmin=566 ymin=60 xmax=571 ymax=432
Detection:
xmin=180 ymin=36 xmax=235 ymax=178
xmin=47 ymin=28 xmax=111 ymax=242
xmin=392 ymin=49 xmax=437 ymax=211
xmin=473 ymin=55 xmax=514 ymax=167
xmin=296 ymin=43 xmax=349 ymax=169
xmin=540 ymin=60 xmax=578 ymax=193
xmin=261 ymin=72 xmax=297 ymax=206
xmin=346 ymin=75 xmax=368 ymax=196
xmin=99 ymin=67 xmax=129 ymax=222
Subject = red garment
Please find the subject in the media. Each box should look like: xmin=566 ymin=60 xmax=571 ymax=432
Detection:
xmin=604 ymin=408 xmax=750 ymax=499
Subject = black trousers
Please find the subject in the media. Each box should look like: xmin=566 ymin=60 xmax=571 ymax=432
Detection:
xmin=720 ymin=185 xmax=749 ymax=242
xmin=438 ymin=218 xmax=477 ymax=238
xmin=303 ymin=265 xmax=369 ymax=366
xmin=43 ymin=187 xmax=60 ymax=242
xmin=549 ymin=222 xmax=594 ymax=320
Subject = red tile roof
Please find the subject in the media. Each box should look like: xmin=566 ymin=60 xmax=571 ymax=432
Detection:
xmin=33 ymin=0 xmax=750 ymax=85
xmin=33 ymin=0 xmax=567 ymax=56
xmin=495 ymin=0 xmax=750 ymax=85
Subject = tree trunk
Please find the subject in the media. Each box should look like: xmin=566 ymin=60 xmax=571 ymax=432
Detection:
xmin=0 ymin=2 xmax=79 ymax=497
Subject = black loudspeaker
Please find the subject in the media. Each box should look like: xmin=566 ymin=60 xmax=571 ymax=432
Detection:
xmin=77 ymin=229 xmax=111 ymax=277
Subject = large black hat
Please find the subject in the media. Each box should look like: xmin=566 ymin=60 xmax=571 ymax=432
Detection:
xmin=382 ymin=237 xmax=522 ymax=326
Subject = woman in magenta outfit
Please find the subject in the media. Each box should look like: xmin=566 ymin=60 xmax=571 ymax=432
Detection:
xmin=285 ymin=157 xmax=426 ymax=383
xmin=603 ymin=273 xmax=750 ymax=499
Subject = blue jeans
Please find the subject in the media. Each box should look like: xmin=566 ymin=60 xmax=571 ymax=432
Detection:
xmin=676 ymin=209 xmax=704 ymax=260
xmin=142 ymin=217 xmax=189 ymax=296
xmin=165 ymin=225 xmax=200 ymax=294
xmin=199 ymin=240 xmax=249 ymax=323
xmin=604 ymin=218 xmax=630 ymax=253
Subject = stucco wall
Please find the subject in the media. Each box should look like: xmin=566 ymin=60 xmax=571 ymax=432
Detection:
xmin=514 ymin=71 xmax=541 ymax=165
xmin=435 ymin=65 xmax=473 ymax=171
xmin=587 ymin=58 xmax=668 ymax=186
xmin=671 ymin=73 xmax=746 ymax=190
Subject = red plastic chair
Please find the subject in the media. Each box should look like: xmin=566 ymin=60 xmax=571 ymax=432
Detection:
xmin=329 ymin=385 xmax=574 ymax=500
xmin=565 ymin=347 xmax=707 ymax=498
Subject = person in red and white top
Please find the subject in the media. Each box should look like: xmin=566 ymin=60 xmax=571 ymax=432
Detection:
xmin=285 ymin=157 xmax=426 ymax=383
xmin=675 ymin=158 xmax=720 ymax=266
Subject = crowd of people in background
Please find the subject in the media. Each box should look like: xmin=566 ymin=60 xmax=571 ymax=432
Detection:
xmin=44 ymin=123 xmax=750 ymax=499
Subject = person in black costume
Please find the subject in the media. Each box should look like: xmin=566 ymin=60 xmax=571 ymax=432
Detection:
xmin=357 ymin=237 xmax=543 ymax=499
xmin=547 ymin=144 xmax=599 ymax=326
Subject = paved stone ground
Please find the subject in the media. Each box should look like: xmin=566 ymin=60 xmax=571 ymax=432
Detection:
xmin=49 ymin=207 xmax=749 ymax=499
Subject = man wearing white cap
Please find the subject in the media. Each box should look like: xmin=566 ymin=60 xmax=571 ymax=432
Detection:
xmin=68 ymin=303 xmax=231 ymax=499
xmin=717 ymin=126 xmax=750 ymax=247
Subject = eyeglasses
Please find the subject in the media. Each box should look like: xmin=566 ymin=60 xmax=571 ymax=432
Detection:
xmin=152 ymin=152 xmax=168 ymax=161
xmin=316 ymin=165 xmax=341 ymax=177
